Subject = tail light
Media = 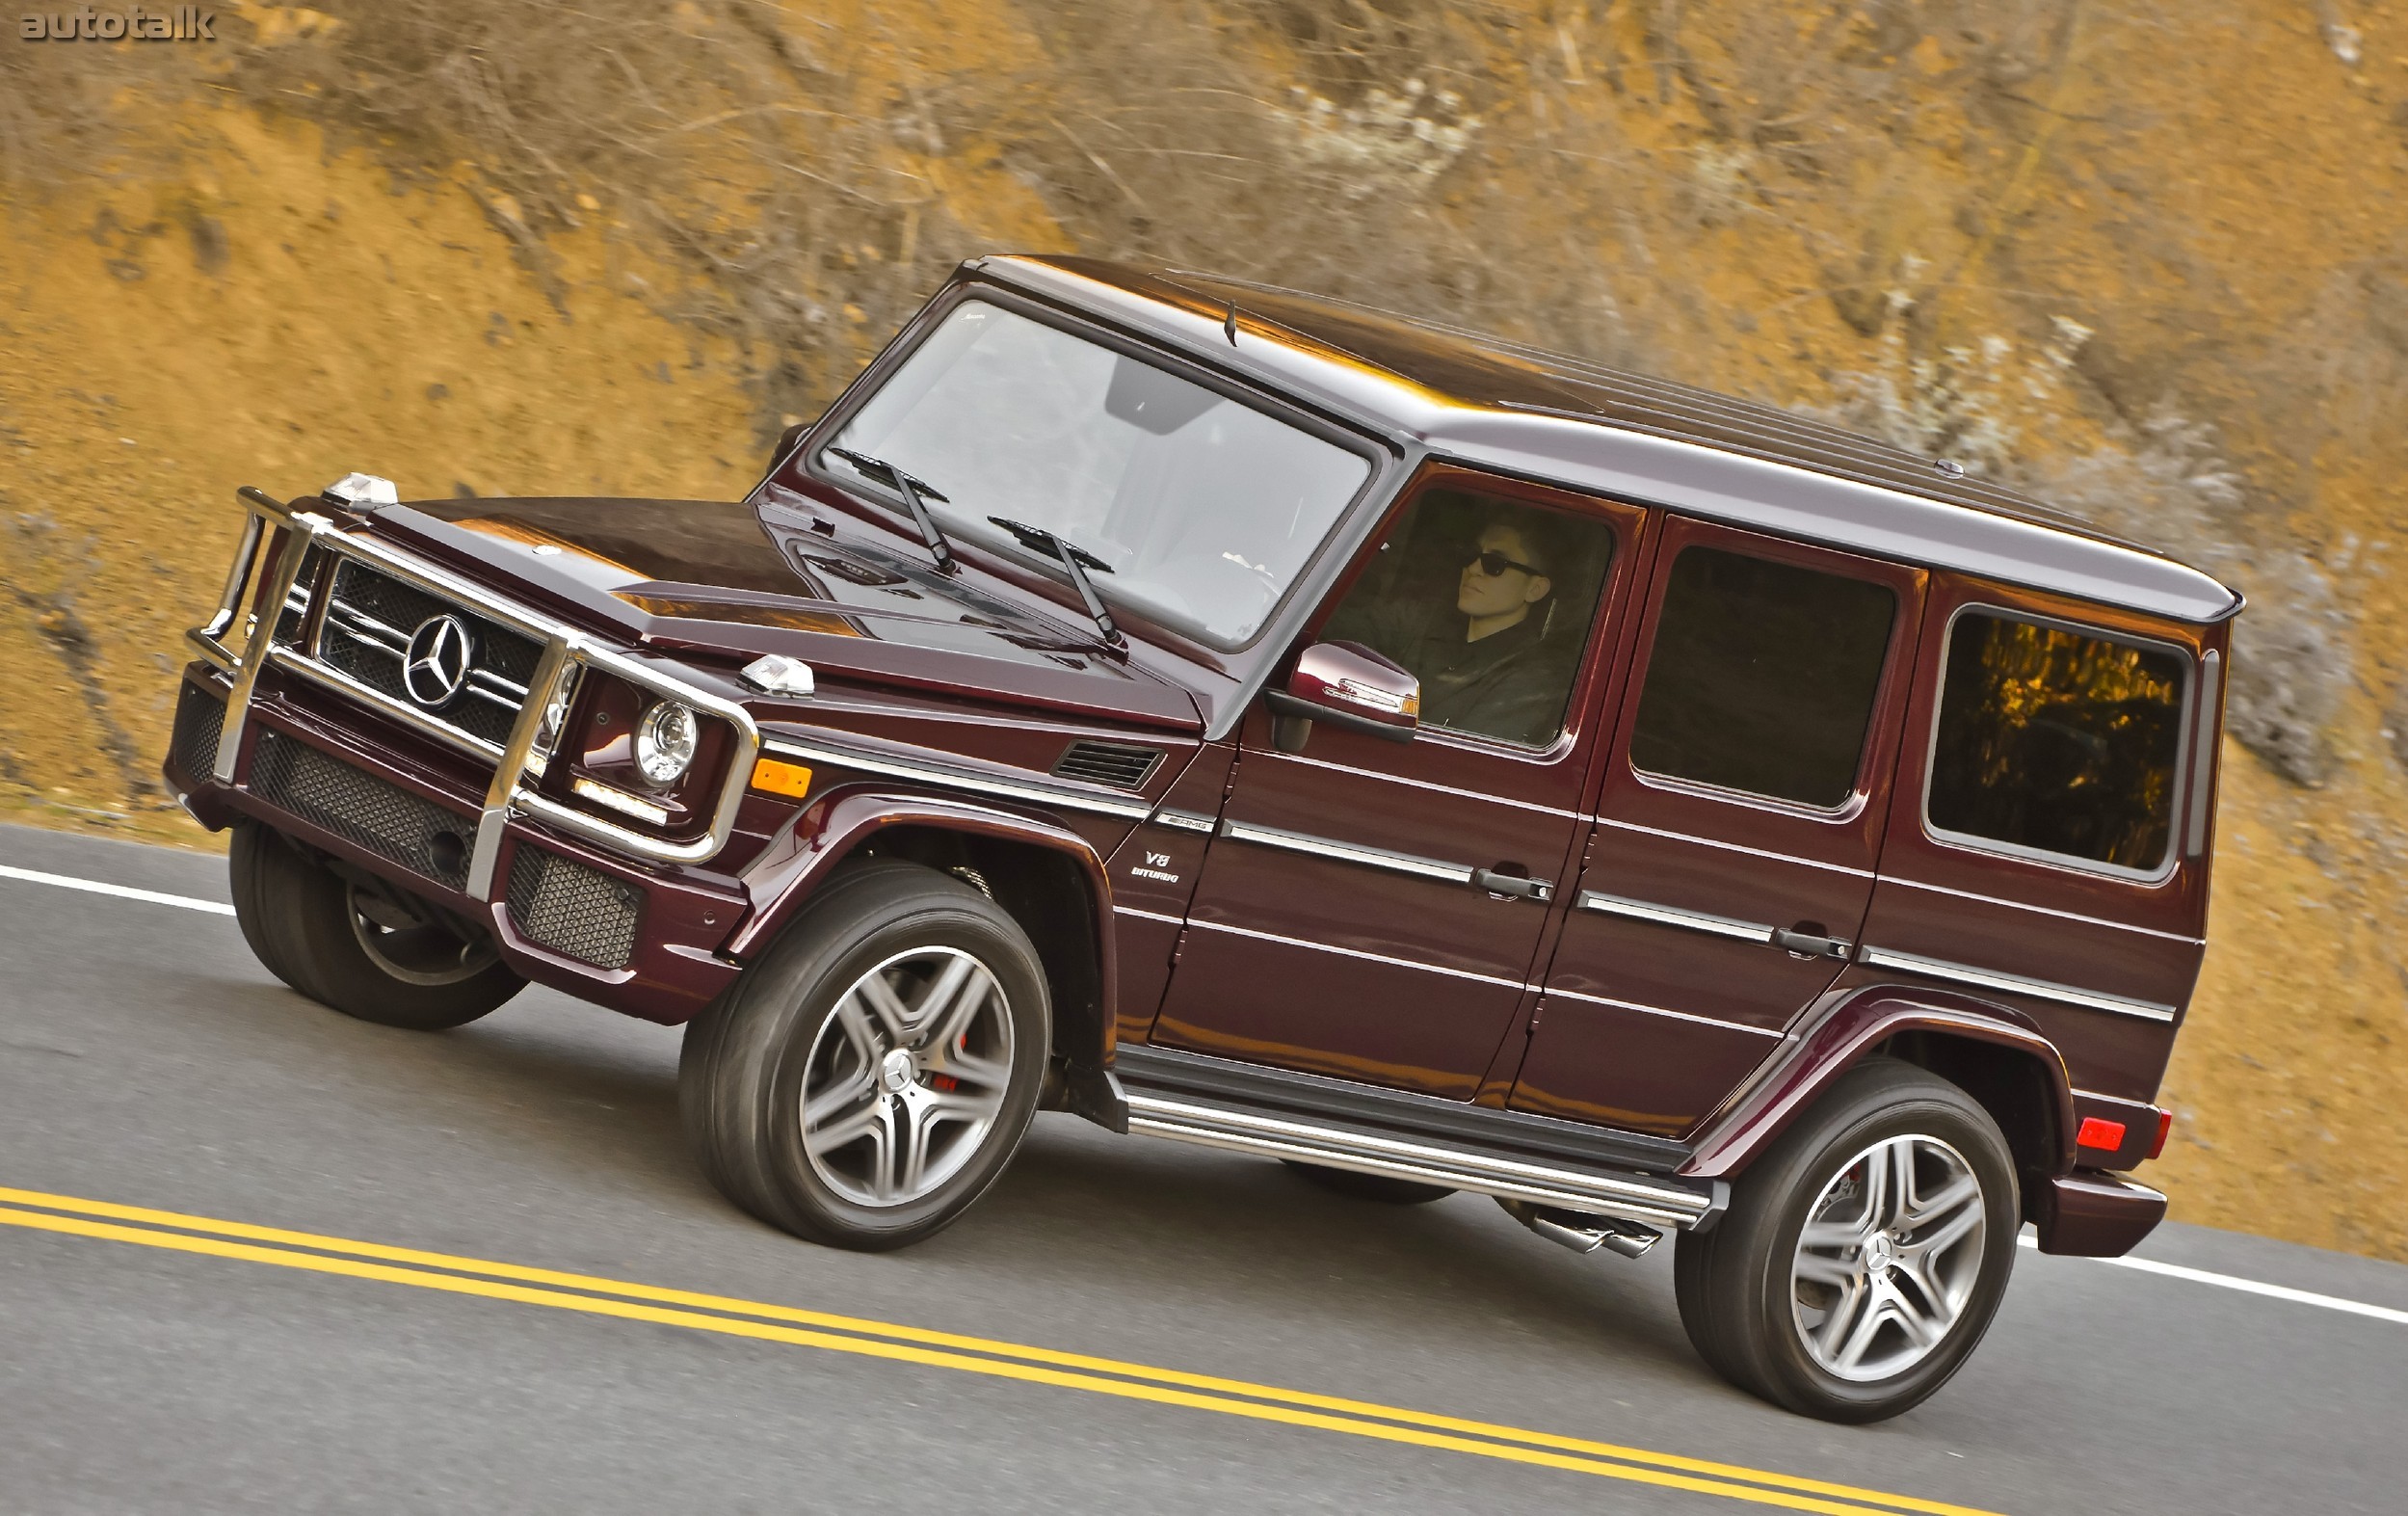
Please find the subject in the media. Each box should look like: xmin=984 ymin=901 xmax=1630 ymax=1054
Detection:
xmin=2148 ymin=1108 xmax=2175 ymax=1161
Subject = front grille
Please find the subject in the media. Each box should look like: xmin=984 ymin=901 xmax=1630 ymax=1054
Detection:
xmin=251 ymin=731 xmax=474 ymax=890
xmin=507 ymin=845 xmax=642 ymax=970
xmin=170 ymin=681 xmax=226 ymax=783
xmin=1052 ymin=739 xmax=1164 ymax=789
xmin=318 ymin=561 xmax=542 ymax=748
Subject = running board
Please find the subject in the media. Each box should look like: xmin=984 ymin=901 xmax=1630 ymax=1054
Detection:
xmin=1123 ymin=1092 xmax=1723 ymax=1233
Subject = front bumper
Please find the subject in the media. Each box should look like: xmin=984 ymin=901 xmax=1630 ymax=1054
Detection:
xmin=169 ymin=660 xmax=751 ymax=1024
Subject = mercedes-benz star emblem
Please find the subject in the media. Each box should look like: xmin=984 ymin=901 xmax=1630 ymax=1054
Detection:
xmin=402 ymin=614 xmax=475 ymax=709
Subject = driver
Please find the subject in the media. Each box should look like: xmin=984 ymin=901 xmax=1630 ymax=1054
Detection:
xmin=1414 ymin=515 xmax=1575 ymax=744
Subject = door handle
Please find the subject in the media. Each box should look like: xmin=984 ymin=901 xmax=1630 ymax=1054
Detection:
xmin=1769 ymin=927 xmax=1852 ymax=960
xmin=1471 ymin=867 xmax=1554 ymax=903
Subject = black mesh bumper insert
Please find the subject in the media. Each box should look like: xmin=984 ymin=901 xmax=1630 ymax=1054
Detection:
xmin=170 ymin=681 xmax=226 ymax=785
xmin=507 ymin=845 xmax=642 ymax=971
xmin=249 ymin=731 xmax=474 ymax=891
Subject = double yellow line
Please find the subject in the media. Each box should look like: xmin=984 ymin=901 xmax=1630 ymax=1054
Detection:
xmin=0 ymin=1185 xmax=1999 ymax=1515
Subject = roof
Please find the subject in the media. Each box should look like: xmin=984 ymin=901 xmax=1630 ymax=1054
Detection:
xmin=972 ymin=256 xmax=2242 ymax=625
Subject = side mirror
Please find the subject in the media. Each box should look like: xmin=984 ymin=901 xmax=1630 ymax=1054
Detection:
xmin=1263 ymin=641 xmax=1418 ymax=753
xmin=768 ymin=420 xmax=809 ymax=473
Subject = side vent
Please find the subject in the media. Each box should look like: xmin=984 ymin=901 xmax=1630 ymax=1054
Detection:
xmin=1052 ymin=740 xmax=1165 ymax=790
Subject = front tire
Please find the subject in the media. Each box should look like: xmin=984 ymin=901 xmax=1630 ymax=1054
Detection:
xmin=228 ymin=821 xmax=522 ymax=1030
xmin=1674 ymin=1059 xmax=2018 ymax=1423
xmin=678 ymin=861 xmax=1050 ymax=1252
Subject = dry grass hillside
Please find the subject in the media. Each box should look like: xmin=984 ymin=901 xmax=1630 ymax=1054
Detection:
xmin=2 ymin=0 xmax=2402 ymax=1259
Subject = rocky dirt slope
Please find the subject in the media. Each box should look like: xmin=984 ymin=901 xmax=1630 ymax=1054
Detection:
xmin=3 ymin=1 xmax=2401 ymax=1259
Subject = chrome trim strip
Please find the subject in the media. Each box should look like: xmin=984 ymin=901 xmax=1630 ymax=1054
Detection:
xmin=1540 ymin=984 xmax=1787 ymax=1037
xmin=2184 ymin=650 xmax=2221 ymax=859
xmin=1113 ymin=905 xmax=1185 ymax=925
xmin=1259 ymin=750 xmax=1583 ymax=820
xmin=1590 ymin=815 xmax=1875 ymax=878
xmin=1856 ymin=946 xmax=2179 ymax=1023
xmin=1148 ymin=808 xmax=1218 ymax=834
xmin=1185 ymin=918 xmax=1524 ymax=990
xmin=761 ymin=735 xmax=1154 ymax=821
xmin=1879 ymin=874 xmax=2202 ymax=944
xmin=1123 ymin=1093 xmax=1713 ymax=1228
xmin=1218 ymin=818 xmax=1473 ymax=886
xmin=1575 ymin=890 xmax=1773 ymax=945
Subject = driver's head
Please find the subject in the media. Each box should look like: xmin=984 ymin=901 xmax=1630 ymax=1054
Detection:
xmin=1457 ymin=515 xmax=1556 ymax=624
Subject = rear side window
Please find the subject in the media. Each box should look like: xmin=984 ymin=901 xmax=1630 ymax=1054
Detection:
xmin=1628 ymin=547 xmax=1898 ymax=807
xmin=1926 ymin=612 xmax=2187 ymax=872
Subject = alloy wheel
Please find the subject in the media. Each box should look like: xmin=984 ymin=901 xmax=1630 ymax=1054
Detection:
xmin=1789 ymin=1133 xmax=1988 ymax=1382
xmin=799 ymin=945 xmax=1016 ymax=1208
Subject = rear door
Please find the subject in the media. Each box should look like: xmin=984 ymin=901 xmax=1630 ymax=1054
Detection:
xmin=1511 ymin=517 xmax=1926 ymax=1135
xmin=1147 ymin=465 xmax=1647 ymax=1100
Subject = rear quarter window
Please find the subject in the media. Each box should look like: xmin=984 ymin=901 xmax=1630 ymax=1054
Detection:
xmin=1925 ymin=610 xmax=2189 ymax=873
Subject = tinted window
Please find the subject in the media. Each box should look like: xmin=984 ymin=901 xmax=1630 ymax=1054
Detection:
xmin=1321 ymin=487 xmax=1616 ymax=747
xmin=1628 ymin=547 xmax=1897 ymax=806
xmin=1927 ymin=613 xmax=2187 ymax=871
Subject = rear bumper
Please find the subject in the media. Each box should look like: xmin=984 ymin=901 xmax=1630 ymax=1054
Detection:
xmin=167 ymin=662 xmax=746 ymax=1024
xmin=2034 ymin=1169 xmax=2167 ymax=1257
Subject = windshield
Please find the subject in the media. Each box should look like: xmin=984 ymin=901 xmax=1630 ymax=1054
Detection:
xmin=822 ymin=300 xmax=1373 ymax=646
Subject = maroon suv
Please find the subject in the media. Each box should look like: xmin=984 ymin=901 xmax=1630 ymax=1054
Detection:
xmin=164 ymin=257 xmax=2235 ymax=1423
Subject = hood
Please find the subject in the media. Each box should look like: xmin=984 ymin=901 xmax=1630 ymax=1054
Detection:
xmin=379 ymin=496 xmax=1204 ymax=731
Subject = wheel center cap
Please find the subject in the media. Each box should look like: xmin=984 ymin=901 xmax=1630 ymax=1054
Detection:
xmin=878 ymin=1049 xmax=915 ymax=1095
xmin=1864 ymin=1235 xmax=1896 ymax=1274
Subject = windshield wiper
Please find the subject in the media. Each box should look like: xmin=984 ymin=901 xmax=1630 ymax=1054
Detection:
xmin=827 ymin=447 xmax=955 ymax=572
xmin=987 ymin=517 xmax=1125 ymax=650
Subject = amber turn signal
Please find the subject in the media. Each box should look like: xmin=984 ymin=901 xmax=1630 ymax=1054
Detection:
xmin=750 ymin=757 xmax=814 ymax=799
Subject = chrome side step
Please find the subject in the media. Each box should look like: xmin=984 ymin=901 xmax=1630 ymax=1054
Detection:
xmin=1123 ymin=1092 xmax=1721 ymax=1233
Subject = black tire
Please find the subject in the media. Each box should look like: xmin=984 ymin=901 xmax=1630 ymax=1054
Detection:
xmin=1282 ymin=1161 xmax=1455 ymax=1205
xmin=227 ymin=821 xmax=523 ymax=1031
xmin=1673 ymin=1058 xmax=2018 ymax=1423
xmin=678 ymin=861 xmax=1050 ymax=1252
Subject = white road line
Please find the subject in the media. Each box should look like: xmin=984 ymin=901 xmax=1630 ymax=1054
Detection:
xmin=2020 ymin=1234 xmax=2408 ymax=1324
xmin=0 ymin=863 xmax=235 ymax=917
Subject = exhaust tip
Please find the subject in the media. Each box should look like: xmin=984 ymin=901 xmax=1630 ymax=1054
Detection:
xmin=1498 ymin=1198 xmax=1662 ymax=1260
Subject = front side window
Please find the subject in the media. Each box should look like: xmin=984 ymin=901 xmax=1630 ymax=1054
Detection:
xmin=822 ymin=301 xmax=1372 ymax=646
xmin=1926 ymin=612 xmax=2187 ymax=872
xmin=1320 ymin=487 xmax=1617 ymax=748
xmin=1627 ymin=546 xmax=1898 ymax=807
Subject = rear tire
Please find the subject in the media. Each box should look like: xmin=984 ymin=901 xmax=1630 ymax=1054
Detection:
xmin=679 ymin=861 xmax=1050 ymax=1252
xmin=1282 ymin=1161 xmax=1455 ymax=1205
xmin=1673 ymin=1058 xmax=2018 ymax=1423
xmin=228 ymin=821 xmax=522 ymax=1030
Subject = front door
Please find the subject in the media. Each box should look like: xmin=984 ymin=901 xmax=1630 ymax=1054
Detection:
xmin=1511 ymin=517 xmax=1926 ymax=1134
xmin=1148 ymin=465 xmax=1646 ymax=1100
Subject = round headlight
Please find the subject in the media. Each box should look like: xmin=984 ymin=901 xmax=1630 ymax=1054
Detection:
xmin=633 ymin=700 xmax=699 ymax=785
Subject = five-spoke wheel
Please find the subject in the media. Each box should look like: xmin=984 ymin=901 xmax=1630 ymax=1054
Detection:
xmin=800 ymin=946 xmax=1018 ymax=1209
xmin=1674 ymin=1058 xmax=2018 ymax=1423
xmin=1788 ymin=1133 xmax=1988 ymax=1382
xmin=680 ymin=861 xmax=1049 ymax=1250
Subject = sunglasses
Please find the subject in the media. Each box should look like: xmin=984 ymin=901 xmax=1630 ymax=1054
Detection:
xmin=1469 ymin=548 xmax=1539 ymax=578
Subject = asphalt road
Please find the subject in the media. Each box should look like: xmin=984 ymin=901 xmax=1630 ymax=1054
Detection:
xmin=2 ymin=824 xmax=2402 ymax=1515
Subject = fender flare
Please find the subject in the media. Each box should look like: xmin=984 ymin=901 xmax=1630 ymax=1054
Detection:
xmin=1679 ymin=985 xmax=2077 ymax=1184
xmin=729 ymin=787 xmax=1120 ymax=1070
